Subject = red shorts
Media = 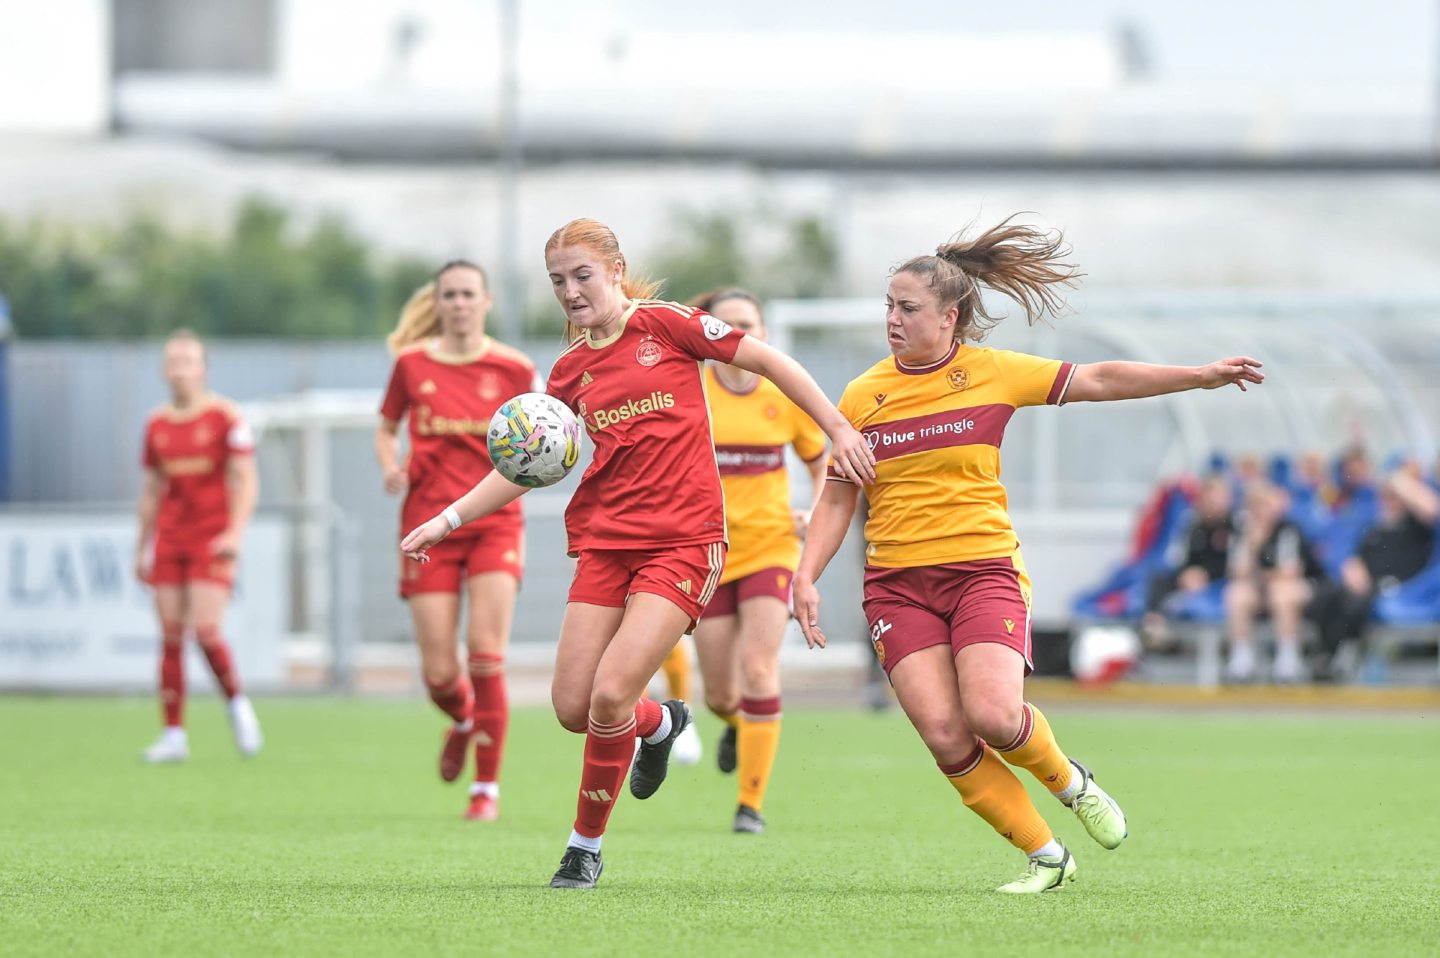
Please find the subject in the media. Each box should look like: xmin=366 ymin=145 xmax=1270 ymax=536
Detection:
xmin=568 ymin=542 xmax=726 ymax=632
xmin=863 ymin=556 xmax=1033 ymax=677
xmin=699 ymin=566 xmax=794 ymax=620
xmin=150 ymin=537 xmax=235 ymax=589
xmin=400 ymin=526 xmax=524 ymax=598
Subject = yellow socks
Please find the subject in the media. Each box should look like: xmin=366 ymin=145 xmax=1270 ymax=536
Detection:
xmin=941 ymin=743 xmax=1053 ymax=854
xmin=659 ymin=641 xmax=693 ymax=703
xmin=994 ymin=702 xmax=1075 ymax=796
xmin=737 ymin=696 xmax=781 ymax=811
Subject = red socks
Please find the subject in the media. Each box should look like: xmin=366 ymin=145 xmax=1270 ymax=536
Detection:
xmin=425 ymin=673 xmax=474 ymax=723
xmin=159 ymin=621 xmax=185 ymax=727
xmin=573 ymin=713 xmax=637 ymax=839
xmin=568 ymin=698 xmax=667 ymax=839
xmin=468 ymin=654 xmax=508 ymax=783
xmin=634 ymin=697 xmax=664 ymax=739
xmin=194 ymin=626 xmax=241 ymax=699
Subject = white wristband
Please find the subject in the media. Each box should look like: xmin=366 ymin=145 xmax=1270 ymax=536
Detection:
xmin=442 ymin=506 xmax=462 ymax=531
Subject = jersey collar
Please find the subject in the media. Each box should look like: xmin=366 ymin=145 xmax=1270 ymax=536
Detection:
xmin=425 ymin=336 xmax=492 ymax=365
xmin=894 ymin=340 xmax=959 ymax=376
xmin=584 ymin=300 xmax=640 ymax=349
xmin=708 ymin=363 xmax=761 ymax=396
xmin=163 ymin=393 xmax=218 ymax=422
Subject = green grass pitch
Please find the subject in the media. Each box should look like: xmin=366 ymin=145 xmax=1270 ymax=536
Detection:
xmin=2 ymin=696 xmax=1436 ymax=957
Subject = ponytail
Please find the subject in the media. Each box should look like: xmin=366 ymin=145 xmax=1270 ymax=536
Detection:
xmin=386 ymin=282 xmax=439 ymax=355
xmin=546 ymin=218 xmax=663 ymax=341
xmin=897 ymin=214 xmax=1080 ymax=343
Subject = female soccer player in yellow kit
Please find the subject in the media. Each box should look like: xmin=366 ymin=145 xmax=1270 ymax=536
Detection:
xmin=794 ymin=217 xmax=1264 ymax=893
xmin=684 ymin=289 xmax=827 ymax=833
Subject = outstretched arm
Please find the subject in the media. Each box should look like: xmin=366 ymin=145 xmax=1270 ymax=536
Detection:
xmin=730 ymin=338 xmax=875 ymax=484
xmin=400 ymin=470 xmax=531 ymax=561
xmin=1065 ymin=357 xmax=1264 ymax=403
xmin=793 ymin=480 xmax=861 ymax=649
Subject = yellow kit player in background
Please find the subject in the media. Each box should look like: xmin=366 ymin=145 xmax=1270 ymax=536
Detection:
xmin=674 ymin=288 xmax=829 ymax=833
xmin=795 ymin=217 xmax=1264 ymax=892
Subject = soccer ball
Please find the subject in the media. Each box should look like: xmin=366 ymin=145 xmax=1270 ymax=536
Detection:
xmin=1069 ymin=625 xmax=1141 ymax=687
xmin=487 ymin=392 xmax=583 ymax=488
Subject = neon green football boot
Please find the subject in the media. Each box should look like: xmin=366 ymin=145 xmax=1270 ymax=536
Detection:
xmin=1065 ymin=760 xmax=1128 ymax=850
xmin=996 ymin=844 xmax=1077 ymax=894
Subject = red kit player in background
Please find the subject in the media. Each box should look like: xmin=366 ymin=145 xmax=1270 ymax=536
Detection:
xmin=136 ymin=329 xmax=262 ymax=763
xmin=401 ymin=219 xmax=875 ymax=888
xmin=377 ymin=260 xmax=538 ymax=821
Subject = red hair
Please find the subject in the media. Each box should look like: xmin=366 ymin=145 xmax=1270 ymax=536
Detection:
xmin=545 ymin=218 xmax=661 ymax=341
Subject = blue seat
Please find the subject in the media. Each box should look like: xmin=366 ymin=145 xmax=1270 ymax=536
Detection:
xmin=1372 ymin=547 xmax=1440 ymax=627
xmin=1163 ymin=579 xmax=1227 ymax=623
xmin=1072 ymin=483 xmax=1195 ymax=621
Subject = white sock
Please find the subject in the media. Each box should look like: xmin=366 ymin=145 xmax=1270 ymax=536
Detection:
xmin=455 ymin=718 xmax=474 ymax=733
xmin=1030 ymin=839 xmax=1064 ymax=860
xmin=470 ymin=781 xmax=498 ymax=798
xmin=1055 ymin=763 xmax=1084 ymax=804
xmin=643 ymin=706 xmax=673 ymax=745
xmin=567 ymin=830 xmax=601 ymax=853
xmin=162 ymin=726 xmax=187 ymax=743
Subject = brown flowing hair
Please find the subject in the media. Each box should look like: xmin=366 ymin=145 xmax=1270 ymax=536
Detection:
xmin=895 ymin=215 xmax=1081 ymax=343
xmin=545 ymin=218 xmax=662 ymax=342
xmin=385 ymin=260 xmax=489 ymax=355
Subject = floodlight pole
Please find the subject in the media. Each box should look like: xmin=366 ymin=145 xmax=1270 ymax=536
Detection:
xmin=496 ymin=0 xmax=524 ymax=343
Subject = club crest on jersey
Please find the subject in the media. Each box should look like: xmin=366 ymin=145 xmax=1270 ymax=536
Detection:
xmin=947 ymin=367 xmax=970 ymax=391
xmin=477 ymin=374 xmax=502 ymax=401
xmin=419 ymin=379 xmax=438 ymax=395
xmin=701 ymin=314 xmax=734 ymax=341
xmin=635 ymin=339 xmax=662 ymax=367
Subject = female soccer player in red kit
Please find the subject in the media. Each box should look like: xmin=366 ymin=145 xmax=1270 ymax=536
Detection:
xmin=137 ymin=329 xmax=261 ymax=763
xmin=794 ymin=218 xmax=1264 ymax=893
xmin=377 ymin=260 xmax=538 ymax=821
xmin=402 ymin=219 xmax=874 ymax=888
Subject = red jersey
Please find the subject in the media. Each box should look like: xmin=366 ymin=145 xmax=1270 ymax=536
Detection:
xmin=546 ymin=300 xmax=747 ymax=555
xmin=380 ymin=337 xmax=539 ymax=539
xmin=142 ymin=396 xmax=255 ymax=545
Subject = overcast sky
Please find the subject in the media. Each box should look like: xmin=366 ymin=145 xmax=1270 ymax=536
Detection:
xmin=525 ymin=0 xmax=1437 ymax=83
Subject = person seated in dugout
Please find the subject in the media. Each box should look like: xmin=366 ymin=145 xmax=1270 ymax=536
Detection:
xmin=1140 ymin=473 xmax=1236 ymax=645
xmin=1223 ymin=480 xmax=1327 ymax=683
xmin=1308 ymin=462 xmax=1439 ymax=682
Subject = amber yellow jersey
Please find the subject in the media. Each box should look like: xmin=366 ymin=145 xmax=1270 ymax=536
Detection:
xmin=831 ymin=342 xmax=1074 ymax=568
xmin=706 ymin=365 xmax=827 ymax=583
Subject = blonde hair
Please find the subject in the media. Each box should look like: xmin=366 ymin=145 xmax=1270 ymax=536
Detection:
xmin=386 ymin=260 xmax=488 ymax=355
xmin=896 ymin=215 xmax=1080 ymax=343
xmin=545 ymin=218 xmax=662 ymax=341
